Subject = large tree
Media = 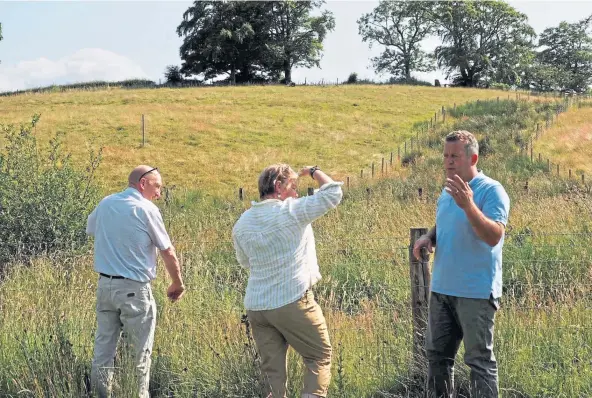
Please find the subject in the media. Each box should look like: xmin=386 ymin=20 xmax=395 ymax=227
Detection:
xmin=264 ymin=1 xmax=335 ymax=83
xmin=432 ymin=1 xmax=535 ymax=87
xmin=536 ymin=15 xmax=592 ymax=92
xmin=357 ymin=1 xmax=435 ymax=80
xmin=177 ymin=1 xmax=268 ymax=84
xmin=177 ymin=1 xmax=334 ymax=84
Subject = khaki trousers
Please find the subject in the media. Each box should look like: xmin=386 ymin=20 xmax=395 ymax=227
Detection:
xmin=91 ymin=276 xmax=156 ymax=398
xmin=247 ymin=290 xmax=332 ymax=398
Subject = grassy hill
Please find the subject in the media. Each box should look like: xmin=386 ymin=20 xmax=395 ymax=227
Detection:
xmin=533 ymin=103 xmax=592 ymax=178
xmin=0 ymin=86 xmax=590 ymax=397
xmin=0 ymin=85 xmax=508 ymax=196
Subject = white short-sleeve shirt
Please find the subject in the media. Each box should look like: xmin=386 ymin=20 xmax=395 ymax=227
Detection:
xmin=86 ymin=187 xmax=171 ymax=282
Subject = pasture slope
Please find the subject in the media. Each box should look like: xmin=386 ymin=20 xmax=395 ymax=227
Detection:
xmin=0 ymin=85 xmax=590 ymax=397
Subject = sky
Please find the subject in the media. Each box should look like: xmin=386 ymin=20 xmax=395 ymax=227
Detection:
xmin=1 ymin=1 xmax=592 ymax=92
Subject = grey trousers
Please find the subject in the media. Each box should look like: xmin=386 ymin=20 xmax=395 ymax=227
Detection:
xmin=91 ymin=276 xmax=156 ymax=398
xmin=426 ymin=292 xmax=499 ymax=398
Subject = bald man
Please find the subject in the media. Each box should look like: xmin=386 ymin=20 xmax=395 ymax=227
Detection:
xmin=86 ymin=165 xmax=185 ymax=398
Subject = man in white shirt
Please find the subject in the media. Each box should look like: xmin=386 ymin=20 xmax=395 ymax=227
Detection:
xmin=86 ymin=165 xmax=185 ymax=398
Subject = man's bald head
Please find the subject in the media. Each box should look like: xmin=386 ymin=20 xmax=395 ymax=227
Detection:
xmin=128 ymin=165 xmax=163 ymax=201
xmin=128 ymin=165 xmax=159 ymax=186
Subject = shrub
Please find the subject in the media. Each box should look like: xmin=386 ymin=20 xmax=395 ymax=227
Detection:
xmin=347 ymin=72 xmax=358 ymax=84
xmin=388 ymin=76 xmax=432 ymax=87
xmin=164 ymin=65 xmax=184 ymax=85
xmin=0 ymin=115 xmax=102 ymax=270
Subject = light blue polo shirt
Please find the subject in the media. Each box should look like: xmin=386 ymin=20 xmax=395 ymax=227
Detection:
xmin=431 ymin=172 xmax=510 ymax=299
xmin=86 ymin=187 xmax=171 ymax=282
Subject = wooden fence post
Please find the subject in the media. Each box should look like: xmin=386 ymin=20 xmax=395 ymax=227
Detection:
xmin=582 ymin=174 xmax=585 ymax=184
xmin=442 ymin=109 xmax=446 ymax=123
xmin=557 ymin=163 xmax=560 ymax=176
xmin=238 ymin=187 xmax=244 ymax=201
xmin=390 ymin=152 xmax=393 ymax=166
xmin=547 ymin=159 xmax=550 ymax=172
xmin=307 ymin=187 xmax=314 ymax=196
xmin=381 ymin=158 xmax=385 ymax=175
xmin=347 ymin=176 xmax=350 ymax=190
xmin=409 ymin=228 xmax=431 ymax=371
xmin=372 ymin=163 xmax=375 ymax=178
xmin=530 ymin=139 xmax=533 ymax=162
xmin=141 ymin=114 xmax=146 ymax=147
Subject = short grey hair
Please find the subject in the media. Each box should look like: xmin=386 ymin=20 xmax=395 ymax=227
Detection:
xmin=258 ymin=164 xmax=298 ymax=198
xmin=445 ymin=130 xmax=479 ymax=156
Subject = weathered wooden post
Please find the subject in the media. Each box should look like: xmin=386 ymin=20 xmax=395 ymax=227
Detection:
xmin=409 ymin=228 xmax=431 ymax=373
xmin=142 ymin=114 xmax=146 ymax=146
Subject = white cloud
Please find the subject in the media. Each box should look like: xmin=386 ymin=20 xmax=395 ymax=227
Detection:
xmin=0 ymin=48 xmax=150 ymax=92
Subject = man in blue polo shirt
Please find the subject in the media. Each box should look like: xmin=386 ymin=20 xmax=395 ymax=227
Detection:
xmin=413 ymin=131 xmax=510 ymax=398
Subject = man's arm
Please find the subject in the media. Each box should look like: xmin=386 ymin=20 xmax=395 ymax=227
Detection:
xmin=464 ymin=203 xmax=505 ymax=247
xmin=446 ymin=175 xmax=508 ymax=247
xmin=160 ymin=246 xmax=185 ymax=301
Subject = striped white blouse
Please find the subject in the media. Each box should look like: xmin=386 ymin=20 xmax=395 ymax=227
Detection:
xmin=232 ymin=182 xmax=343 ymax=311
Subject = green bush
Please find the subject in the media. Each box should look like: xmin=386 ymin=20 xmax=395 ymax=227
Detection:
xmin=0 ymin=115 xmax=102 ymax=270
xmin=346 ymin=72 xmax=358 ymax=84
xmin=388 ymin=76 xmax=432 ymax=87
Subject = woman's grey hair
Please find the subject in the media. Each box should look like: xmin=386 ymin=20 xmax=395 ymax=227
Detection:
xmin=445 ymin=130 xmax=479 ymax=156
xmin=258 ymin=164 xmax=298 ymax=198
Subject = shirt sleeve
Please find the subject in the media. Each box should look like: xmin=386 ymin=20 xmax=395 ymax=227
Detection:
xmin=286 ymin=181 xmax=343 ymax=227
xmin=232 ymin=230 xmax=251 ymax=269
xmin=145 ymin=207 xmax=172 ymax=250
xmin=482 ymin=184 xmax=510 ymax=226
xmin=86 ymin=206 xmax=98 ymax=236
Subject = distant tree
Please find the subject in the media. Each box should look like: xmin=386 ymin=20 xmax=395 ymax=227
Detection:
xmin=164 ymin=65 xmax=184 ymax=85
xmin=177 ymin=1 xmax=267 ymax=84
xmin=0 ymin=23 xmax=3 ymax=64
xmin=177 ymin=1 xmax=333 ymax=84
xmin=432 ymin=1 xmax=535 ymax=87
xmin=263 ymin=1 xmax=335 ymax=83
xmin=522 ymin=62 xmax=567 ymax=92
xmin=357 ymin=1 xmax=435 ymax=80
xmin=536 ymin=15 xmax=592 ymax=92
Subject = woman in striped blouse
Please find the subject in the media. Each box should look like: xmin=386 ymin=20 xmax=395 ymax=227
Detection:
xmin=232 ymin=164 xmax=343 ymax=398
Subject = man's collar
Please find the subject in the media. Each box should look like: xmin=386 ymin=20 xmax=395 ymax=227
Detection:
xmin=124 ymin=186 xmax=144 ymax=200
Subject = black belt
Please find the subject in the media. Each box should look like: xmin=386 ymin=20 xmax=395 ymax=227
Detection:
xmin=99 ymin=272 xmax=125 ymax=279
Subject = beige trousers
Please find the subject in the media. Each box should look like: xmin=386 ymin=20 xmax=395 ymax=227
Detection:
xmin=247 ymin=290 xmax=332 ymax=398
xmin=91 ymin=276 xmax=156 ymax=398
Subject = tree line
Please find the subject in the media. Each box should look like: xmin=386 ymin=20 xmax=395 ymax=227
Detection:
xmin=168 ymin=0 xmax=592 ymax=93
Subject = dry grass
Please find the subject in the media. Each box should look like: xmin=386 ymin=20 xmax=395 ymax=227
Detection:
xmin=0 ymin=85 xmax=507 ymax=196
xmin=533 ymin=106 xmax=592 ymax=178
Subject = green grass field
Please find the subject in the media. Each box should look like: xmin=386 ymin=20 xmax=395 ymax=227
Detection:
xmin=0 ymin=86 xmax=591 ymax=397
xmin=0 ymin=85 xmax=508 ymax=196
